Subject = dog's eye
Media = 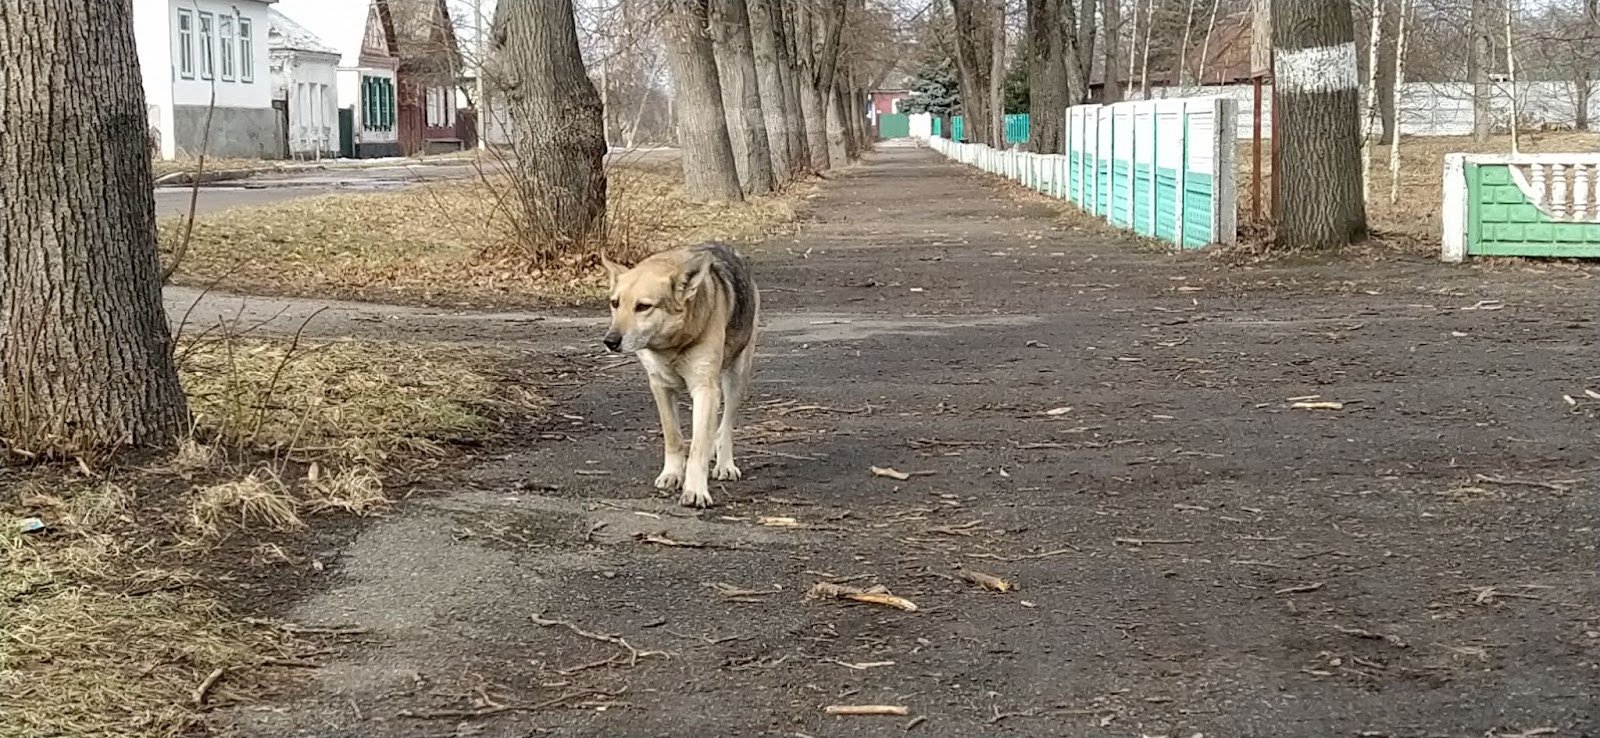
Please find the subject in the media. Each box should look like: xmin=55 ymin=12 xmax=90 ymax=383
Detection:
xmin=609 ymin=298 xmax=620 ymax=309
xmin=634 ymin=303 xmax=653 ymax=313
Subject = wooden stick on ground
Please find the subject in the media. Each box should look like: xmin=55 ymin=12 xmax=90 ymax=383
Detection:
xmin=825 ymin=704 xmax=910 ymax=716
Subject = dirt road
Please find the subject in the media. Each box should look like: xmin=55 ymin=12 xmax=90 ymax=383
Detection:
xmin=215 ymin=147 xmax=1599 ymax=737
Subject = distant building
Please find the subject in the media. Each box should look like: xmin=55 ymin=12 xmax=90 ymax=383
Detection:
xmin=132 ymin=0 xmax=281 ymax=160
xmin=268 ymin=9 xmax=340 ymax=158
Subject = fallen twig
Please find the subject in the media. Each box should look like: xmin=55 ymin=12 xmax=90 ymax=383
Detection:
xmin=192 ymin=666 xmax=226 ymax=707
xmin=530 ymin=614 xmax=668 ymax=667
xmin=1473 ymin=474 xmax=1573 ymax=492
xmin=637 ymin=532 xmax=706 ymax=548
xmin=958 ymin=569 xmax=1015 ymax=592
xmin=1274 ymin=582 xmax=1326 ymax=595
xmin=825 ymin=704 xmax=910 ymax=716
xmin=1114 ymin=537 xmax=1199 ymax=547
xmin=775 ymin=404 xmax=873 ymax=416
xmin=399 ymin=688 xmax=615 ymax=720
xmin=871 ymin=466 xmax=911 ymax=481
xmin=807 ymin=582 xmax=919 ymax=612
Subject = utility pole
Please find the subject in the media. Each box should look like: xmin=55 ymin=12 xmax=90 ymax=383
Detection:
xmin=475 ymin=0 xmax=487 ymax=150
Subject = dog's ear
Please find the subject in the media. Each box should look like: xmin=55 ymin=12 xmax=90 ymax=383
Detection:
xmin=600 ymin=255 xmax=630 ymax=287
xmin=674 ymin=257 xmax=713 ymax=302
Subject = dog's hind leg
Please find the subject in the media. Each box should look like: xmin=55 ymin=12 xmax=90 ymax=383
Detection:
xmin=714 ymin=342 xmax=755 ymax=481
xmin=649 ymin=380 xmax=686 ymax=491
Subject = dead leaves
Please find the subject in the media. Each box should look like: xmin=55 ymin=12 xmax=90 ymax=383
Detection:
xmin=957 ymin=569 xmax=1016 ymax=593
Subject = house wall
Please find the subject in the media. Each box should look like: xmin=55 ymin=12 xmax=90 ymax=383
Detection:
xmin=132 ymin=0 xmax=175 ymax=159
xmin=870 ymin=91 xmax=909 ymax=117
xmin=271 ymin=49 xmax=341 ymax=157
xmin=339 ymin=67 xmax=401 ymax=158
xmin=135 ymin=0 xmax=280 ymax=159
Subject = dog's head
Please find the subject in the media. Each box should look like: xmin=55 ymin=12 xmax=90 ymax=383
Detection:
xmin=601 ymin=253 xmax=712 ymax=353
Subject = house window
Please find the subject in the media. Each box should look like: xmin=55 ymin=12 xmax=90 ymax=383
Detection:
xmin=238 ymin=17 xmax=254 ymax=82
xmin=198 ymin=12 xmax=215 ymax=80
xmin=362 ymin=75 xmax=395 ymax=131
xmin=426 ymin=86 xmax=455 ymax=128
xmin=218 ymin=15 xmax=235 ymax=81
xmin=176 ymin=9 xmax=195 ymax=79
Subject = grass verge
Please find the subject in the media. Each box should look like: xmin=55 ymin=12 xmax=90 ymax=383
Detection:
xmin=1 ymin=337 xmax=539 ymax=738
xmin=160 ymin=161 xmax=809 ymax=306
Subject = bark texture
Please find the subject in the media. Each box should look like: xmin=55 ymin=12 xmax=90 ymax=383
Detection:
xmin=1272 ymin=0 xmax=1368 ymax=249
xmin=711 ymin=0 xmax=776 ymax=194
xmin=773 ymin=0 xmax=812 ymax=174
xmin=747 ymin=0 xmax=794 ymax=181
xmin=0 ymin=0 xmax=189 ymax=453
xmin=663 ymin=0 xmax=744 ymax=203
xmin=791 ymin=0 xmax=844 ymax=171
xmin=1026 ymin=0 xmax=1085 ymax=153
xmin=1099 ymin=0 xmax=1124 ymax=103
xmin=952 ymin=0 xmax=995 ymax=144
xmin=989 ymin=0 xmax=1006 ymax=143
xmin=494 ymin=0 xmax=608 ymax=259
xmin=1470 ymin=0 xmax=1491 ymax=141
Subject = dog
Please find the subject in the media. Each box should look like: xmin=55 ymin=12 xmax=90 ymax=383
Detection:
xmin=602 ymin=243 xmax=759 ymax=508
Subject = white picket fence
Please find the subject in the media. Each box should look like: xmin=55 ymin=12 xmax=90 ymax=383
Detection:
xmin=926 ymin=96 xmax=1237 ymax=249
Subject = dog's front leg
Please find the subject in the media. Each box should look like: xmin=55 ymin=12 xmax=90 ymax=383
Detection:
xmin=648 ymin=379 xmax=686 ymax=490
xmin=679 ymin=379 xmax=721 ymax=508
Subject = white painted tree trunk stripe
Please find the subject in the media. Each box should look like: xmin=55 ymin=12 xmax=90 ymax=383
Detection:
xmin=1275 ymin=42 xmax=1359 ymax=95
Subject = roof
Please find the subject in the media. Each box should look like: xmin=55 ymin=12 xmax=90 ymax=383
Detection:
xmin=268 ymin=8 xmax=338 ymax=56
xmin=272 ymin=0 xmax=392 ymax=67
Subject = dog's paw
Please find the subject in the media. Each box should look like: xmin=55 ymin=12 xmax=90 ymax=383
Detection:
xmin=678 ymin=484 xmax=714 ymax=508
xmin=713 ymin=462 xmax=742 ymax=481
xmin=654 ymin=468 xmax=683 ymax=490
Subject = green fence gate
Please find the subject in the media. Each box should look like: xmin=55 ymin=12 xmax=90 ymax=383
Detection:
xmin=877 ymin=113 xmax=910 ymax=139
xmin=1442 ymin=154 xmax=1600 ymax=261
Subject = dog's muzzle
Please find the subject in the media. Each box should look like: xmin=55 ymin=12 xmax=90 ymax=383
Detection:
xmin=602 ymin=332 xmax=623 ymax=352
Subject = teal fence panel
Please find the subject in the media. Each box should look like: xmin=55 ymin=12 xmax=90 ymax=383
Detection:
xmin=1004 ymin=114 xmax=1030 ymax=145
xmin=923 ymin=96 xmax=1237 ymax=249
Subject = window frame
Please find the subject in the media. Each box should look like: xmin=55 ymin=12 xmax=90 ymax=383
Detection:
xmin=176 ymin=9 xmax=195 ymax=79
xmin=238 ymin=16 xmax=254 ymax=83
xmin=218 ymin=14 xmax=235 ymax=82
xmin=198 ymin=11 xmax=215 ymax=80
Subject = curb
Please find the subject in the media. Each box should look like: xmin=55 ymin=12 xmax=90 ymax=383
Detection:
xmin=152 ymin=154 xmax=479 ymax=187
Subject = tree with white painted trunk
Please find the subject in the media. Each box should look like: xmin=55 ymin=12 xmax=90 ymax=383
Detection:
xmin=1271 ymin=0 xmax=1368 ymax=249
xmin=663 ymin=0 xmax=745 ymax=203
xmin=1 ymin=0 xmax=190 ymax=454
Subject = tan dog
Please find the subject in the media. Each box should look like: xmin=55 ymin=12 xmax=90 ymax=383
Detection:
xmin=602 ymin=243 xmax=759 ymax=508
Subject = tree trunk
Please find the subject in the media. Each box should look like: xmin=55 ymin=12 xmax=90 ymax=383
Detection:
xmin=1580 ymin=0 xmax=1598 ymax=130
xmin=1470 ymin=0 xmax=1491 ymax=141
xmin=0 ymin=0 xmax=189 ymax=453
xmin=826 ymin=79 xmax=851 ymax=164
xmin=773 ymin=0 xmax=812 ymax=174
xmin=1374 ymin=2 xmax=1398 ymax=145
xmin=711 ymin=0 xmax=776 ymax=194
xmin=663 ymin=0 xmax=744 ymax=203
xmin=847 ymin=76 xmax=871 ymax=153
xmin=792 ymin=0 xmax=844 ymax=170
xmin=1027 ymin=0 xmax=1067 ymax=153
xmin=1271 ymin=0 xmax=1367 ymax=249
xmin=1076 ymin=0 xmax=1096 ymax=76
xmin=1100 ymin=0 xmax=1123 ymax=103
xmin=990 ymin=0 xmax=1006 ymax=144
xmin=952 ymin=0 xmax=995 ymax=144
xmin=748 ymin=0 xmax=794 ymax=181
xmin=496 ymin=0 xmax=609 ymax=259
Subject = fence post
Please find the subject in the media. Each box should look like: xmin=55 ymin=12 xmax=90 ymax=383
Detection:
xmin=1148 ymin=101 xmax=1159 ymax=237
xmin=1176 ymin=99 xmax=1190 ymax=248
xmin=1441 ymin=153 xmax=1468 ymax=262
xmin=1215 ymin=98 xmax=1239 ymax=246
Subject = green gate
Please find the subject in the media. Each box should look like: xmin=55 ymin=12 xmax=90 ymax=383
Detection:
xmin=877 ymin=113 xmax=910 ymax=139
xmin=338 ymin=107 xmax=355 ymax=159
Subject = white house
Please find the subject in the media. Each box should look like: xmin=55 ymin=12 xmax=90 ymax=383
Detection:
xmin=133 ymin=0 xmax=281 ymax=160
xmin=268 ymin=10 xmax=340 ymax=159
xmin=273 ymin=0 xmax=402 ymax=158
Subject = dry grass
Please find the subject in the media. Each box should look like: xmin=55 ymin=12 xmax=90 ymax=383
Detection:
xmin=1 ymin=338 xmax=537 ymax=738
xmin=1 ymin=481 xmax=295 ymax=738
xmin=1236 ymin=131 xmax=1600 ymax=251
xmin=177 ymin=338 xmax=538 ymax=463
xmin=160 ymin=162 xmax=809 ymax=306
